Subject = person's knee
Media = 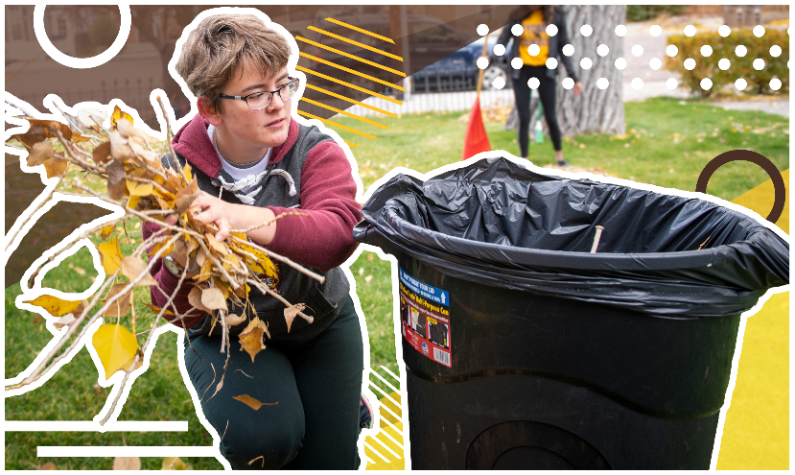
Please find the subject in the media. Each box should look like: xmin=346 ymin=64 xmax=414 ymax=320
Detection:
xmin=221 ymin=418 xmax=305 ymax=469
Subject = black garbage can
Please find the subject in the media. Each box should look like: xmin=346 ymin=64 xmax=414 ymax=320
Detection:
xmin=353 ymin=157 xmax=789 ymax=470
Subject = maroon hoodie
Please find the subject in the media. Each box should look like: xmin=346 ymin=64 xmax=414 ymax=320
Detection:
xmin=144 ymin=114 xmax=362 ymax=331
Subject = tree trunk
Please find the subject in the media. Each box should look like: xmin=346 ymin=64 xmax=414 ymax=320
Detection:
xmin=505 ymin=5 xmax=626 ymax=138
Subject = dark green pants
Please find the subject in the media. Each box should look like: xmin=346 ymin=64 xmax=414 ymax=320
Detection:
xmin=183 ymin=297 xmax=364 ymax=470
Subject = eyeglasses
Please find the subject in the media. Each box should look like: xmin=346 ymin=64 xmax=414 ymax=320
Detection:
xmin=219 ymin=78 xmax=299 ymax=111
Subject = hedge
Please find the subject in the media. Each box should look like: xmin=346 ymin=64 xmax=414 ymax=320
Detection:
xmin=665 ymin=28 xmax=789 ymax=97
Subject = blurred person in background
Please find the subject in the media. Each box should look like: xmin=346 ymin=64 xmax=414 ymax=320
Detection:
xmin=496 ymin=6 xmax=583 ymax=167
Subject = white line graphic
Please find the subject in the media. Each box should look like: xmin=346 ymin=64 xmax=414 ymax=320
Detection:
xmin=6 ymin=421 xmax=187 ymax=432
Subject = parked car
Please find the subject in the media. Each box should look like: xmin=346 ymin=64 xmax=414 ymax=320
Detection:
xmin=412 ymin=35 xmax=512 ymax=93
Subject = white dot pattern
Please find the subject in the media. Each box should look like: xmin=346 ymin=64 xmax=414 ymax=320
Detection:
xmin=597 ymin=44 xmax=609 ymax=57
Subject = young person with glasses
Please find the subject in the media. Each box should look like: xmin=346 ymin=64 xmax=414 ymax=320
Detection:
xmin=143 ymin=13 xmax=370 ymax=470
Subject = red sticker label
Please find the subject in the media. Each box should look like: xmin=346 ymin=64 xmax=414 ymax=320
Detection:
xmin=399 ymin=268 xmax=451 ymax=367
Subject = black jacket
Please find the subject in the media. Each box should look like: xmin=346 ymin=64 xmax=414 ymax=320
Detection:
xmin=495 ymin=6 xmax=579 ymax=83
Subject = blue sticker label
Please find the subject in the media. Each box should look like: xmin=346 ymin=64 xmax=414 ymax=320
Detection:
xmin=399 ymin=267 xmax=450 ymax=306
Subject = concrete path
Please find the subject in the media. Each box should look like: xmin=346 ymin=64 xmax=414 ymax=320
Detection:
xmin=707 ymin=99 xmax=789 ymax=117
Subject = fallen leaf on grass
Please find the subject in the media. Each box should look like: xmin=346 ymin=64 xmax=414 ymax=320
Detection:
xmin=38 ymin=462 xmax=56 ymax=470
xmin=23 ymin=294 xmax=82 ymax=317
xmin=92 ymin=324 xmax=141 ymax=380
xmin=161 ymin=456 xmax=190 ymax=470
xmin=233 ymin=394 xmax=278 ymax=411
xmin=112 ymin=456 xmax=140 ymax=470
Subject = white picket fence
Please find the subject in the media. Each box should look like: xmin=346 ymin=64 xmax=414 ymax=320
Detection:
xmin=342 ymin=88 xmax=515 ymax=118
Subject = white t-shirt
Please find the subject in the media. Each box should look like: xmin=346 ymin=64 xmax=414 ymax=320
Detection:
xmin=207 ymin=124 xmax=271 ymax=196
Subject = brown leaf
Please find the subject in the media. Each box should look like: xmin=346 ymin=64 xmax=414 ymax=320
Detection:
xmin=109 ymin=131 xmax=134 ymax=162
xmin=195 ymin=247 xmax=207 ymax=267
xmin=21 ymin=118 xmax=72 ymax=141
xmin=224 ymin=313 xmax=246 ymax=327
xmin=42 ymin=156 xmax=68 ymax=179
xmin=171 ymin=239 xmax=188 ymax=268
xmin=201 ymin=287 xmax=227 ymax=311
xmin=27 ymin=141 xmax=54 ymax=167
xmin=106 ymin=160 xmax=127 ymax=200
xmin=53 ymin=313 xmax=76 ymax=329
xmin=92 ymin=141 xmax=112 ymax=164
xmin=174 ymin=192 xmax=200 ymax=215
xmin=238 ymin=317 xmax=268 ymax=363
xmin=144 ymin=303 xmax=175 ymax=317
xmin=283 ymin=303 xmax=307 ymax=333
xmin=101 ymin=284 xmax=132 ymax=318
xmin=13 ymin=124 xmax=47 ymax=147
xmin=112 ymin=456 xmax=140 ymax=470
xmin=212 ymin=277 xmax=230 ymax=299
xmin=188 ymin=286 xmax=212 ymax=313
xmin=120 ymin=257 xmax=157 ymax=286
xmin=233 ymin=394 xmax=278 ymax=411
xmin=164 ymin=174 xmax=182 ymax=194
xmin=38 ymin=462 xmax=57 ymax=470
xmin=206 ymin=233 xmax=229 ymax=255
xmin=71 ymin=132 xmax=91 ymax=143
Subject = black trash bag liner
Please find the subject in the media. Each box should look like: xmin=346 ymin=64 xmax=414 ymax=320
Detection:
xmin=354 ymin=156 xmax=789 ymax=317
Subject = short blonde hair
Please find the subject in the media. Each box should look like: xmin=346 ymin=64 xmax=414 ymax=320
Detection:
xmin=175 ymin=14 xmax=290 ymax=112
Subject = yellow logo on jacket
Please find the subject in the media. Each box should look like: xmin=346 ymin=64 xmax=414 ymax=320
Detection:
xmin=519 ymin=10 xmax=550 ymax=66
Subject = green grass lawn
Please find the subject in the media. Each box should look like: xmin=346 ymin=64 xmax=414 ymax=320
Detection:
xmin=4 ymin=96 xmax=788 ymax=469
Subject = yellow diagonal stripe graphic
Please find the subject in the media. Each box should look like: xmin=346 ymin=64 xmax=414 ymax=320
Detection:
xmin=307 ymin=26 xmax=403 ymax=61
xmin=366 ymin=391 xmax=405 ymax=470
xmin=300 ymin=52 xmax=405 ymax=92
xmin=299 ymin=97 xmax=388 ymax=129
xmin=296 ymin=36 xmax=406 ymax=77
xmin=297 ymin=110 xmax=376 ymax=139
xmin=717 ymin=169 xmax=789 ymax=470
xmin=344 ymin=141 xmax=359 ymax=148
xmin=297 ymin=66 xmax=403 ymax=105
xmin=325 ymin=17 xmax=395 ymax=44
xmin=304 ymin=84 xmax=398 ymax=118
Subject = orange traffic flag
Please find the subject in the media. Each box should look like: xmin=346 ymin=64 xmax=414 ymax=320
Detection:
xmin=462 ymin=96 xmax=491 ymax=160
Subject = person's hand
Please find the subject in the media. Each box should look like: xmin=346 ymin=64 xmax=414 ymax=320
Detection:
xmin=188 ymin=191 xmax=241 ymax=241
xmin=573 ymin=82 xmax=583 ymax=96
xmin=165 ymin=191 xmax=276 ymax=244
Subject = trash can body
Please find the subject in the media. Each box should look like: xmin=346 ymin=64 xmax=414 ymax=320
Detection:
xmin=398 ymin=257 xmax=739 ymax=469
xmin=355 ymin=157 xmax=788 ymax=470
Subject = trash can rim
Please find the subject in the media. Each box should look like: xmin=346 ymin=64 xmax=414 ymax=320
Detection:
xmin=378 ymin=207 xmax=761 ymax=272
